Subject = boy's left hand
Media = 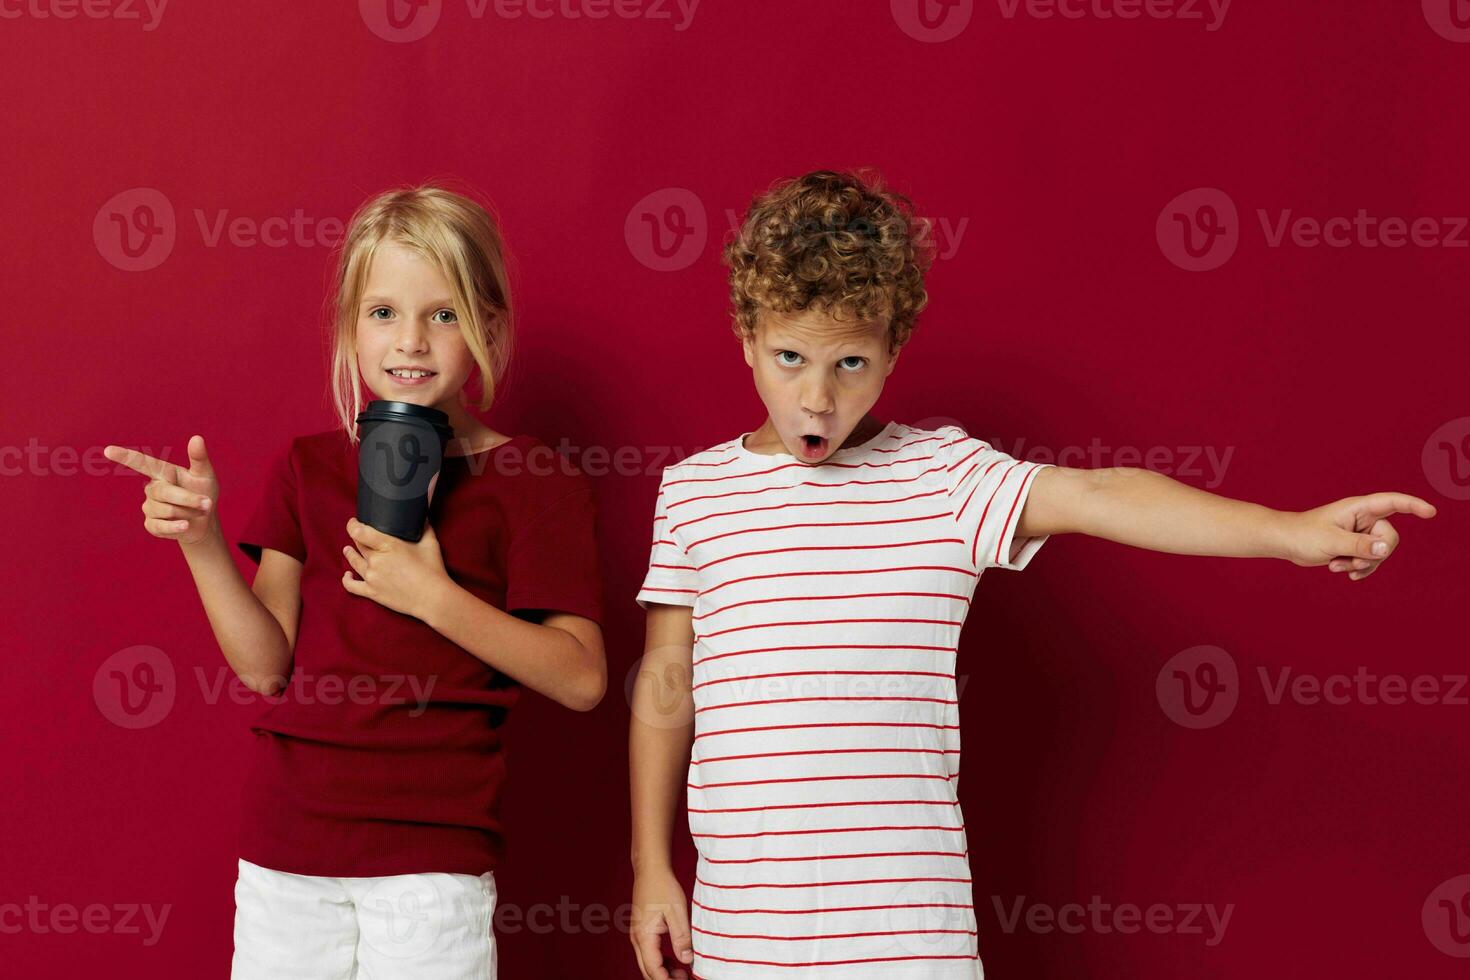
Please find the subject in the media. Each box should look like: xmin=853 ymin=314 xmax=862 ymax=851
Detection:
xmin=1281 ymin=492 xmax=1437 ymax=581
xmin=342 ymin=516 xmax=451 ymax=620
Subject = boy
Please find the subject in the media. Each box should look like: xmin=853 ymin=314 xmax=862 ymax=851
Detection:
xmin=627 ymin=170 xmax=1434 ymax=980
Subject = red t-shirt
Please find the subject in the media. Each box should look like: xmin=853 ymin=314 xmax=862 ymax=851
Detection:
xmin=234 ymin=428 xmax=603 ymax=877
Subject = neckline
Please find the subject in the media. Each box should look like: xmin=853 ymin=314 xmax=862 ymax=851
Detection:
xmin=735 ymin=420 xmax=899 ymax=462
xmin=442 ymin=433 xmax=526 ymax=462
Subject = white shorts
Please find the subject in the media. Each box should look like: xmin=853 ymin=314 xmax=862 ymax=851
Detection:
xmin=231 ymin=858 xmax=498 ymax=979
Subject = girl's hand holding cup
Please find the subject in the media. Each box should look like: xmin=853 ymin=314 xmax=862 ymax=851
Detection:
xmin=104 ymin=434 xmax=221 ymax=546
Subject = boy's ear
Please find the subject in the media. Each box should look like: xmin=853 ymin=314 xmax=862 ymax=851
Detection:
xmin=741 ymin=328 xmax=756 ymax=367
xmin=884 ymin=342 xmax=903 ymax=376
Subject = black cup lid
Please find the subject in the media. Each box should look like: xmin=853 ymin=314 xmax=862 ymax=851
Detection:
xmin=356 ymin=400 xmax=451 ymax=427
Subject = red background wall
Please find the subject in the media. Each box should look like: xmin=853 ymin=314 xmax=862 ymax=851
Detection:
xmin=3 ymin=0 xmax=1466 ymax=975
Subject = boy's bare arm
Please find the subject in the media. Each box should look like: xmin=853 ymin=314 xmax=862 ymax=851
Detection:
xmin=629 ymin=602 xmax=698 ymax=979
xmin=1017 ymin=465 xmax=1436 ymax=579
xmin=630 ymin=602 xmax=696 ymax=872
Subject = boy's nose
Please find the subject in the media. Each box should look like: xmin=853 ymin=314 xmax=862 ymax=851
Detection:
xmin=800 ymin=387 xmax=836 ymax=416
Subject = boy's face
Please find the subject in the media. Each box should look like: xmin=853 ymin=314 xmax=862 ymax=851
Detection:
xmin=354 ymin=241 xmax=478 ymax=414
xmin=741 ymin=307 xmax=900 ymax=464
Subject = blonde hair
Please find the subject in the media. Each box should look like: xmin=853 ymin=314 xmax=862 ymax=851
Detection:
xmin=326 ymin=179 xmax=515 ymax=444
xmin=722 ymin=169 xmax=934 ymax=351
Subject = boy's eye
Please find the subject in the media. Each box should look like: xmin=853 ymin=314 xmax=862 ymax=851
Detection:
xmin=775 ymin=350 xmax=803 ymax=367
xmin=839 ymin=356 xmax=867 ymax=371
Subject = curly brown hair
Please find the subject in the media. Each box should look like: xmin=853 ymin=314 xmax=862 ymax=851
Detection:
xmin=722 ymin=169 xmax=935 ymax=350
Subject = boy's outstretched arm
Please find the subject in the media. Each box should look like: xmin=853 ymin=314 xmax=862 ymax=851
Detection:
xmin=1016 ymin=466 xmax=1437 ymax=581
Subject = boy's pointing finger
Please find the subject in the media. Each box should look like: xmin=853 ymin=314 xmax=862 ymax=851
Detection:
xmin=1361 ymin=492 xmax=1437 ymax=520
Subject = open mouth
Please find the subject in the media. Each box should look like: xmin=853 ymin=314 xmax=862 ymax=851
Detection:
xmin=386 ymin=368 xmax=437 ymax=385
xmin=798 ymin=433 xmax=830 ymax=459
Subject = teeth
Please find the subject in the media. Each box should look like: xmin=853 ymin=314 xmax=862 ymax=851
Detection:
xmin=390 ymin=369 xmax=432 ymax=379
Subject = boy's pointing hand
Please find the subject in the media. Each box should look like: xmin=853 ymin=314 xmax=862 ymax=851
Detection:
xmin=1281 ymin=492 xmax=1437 ymax=581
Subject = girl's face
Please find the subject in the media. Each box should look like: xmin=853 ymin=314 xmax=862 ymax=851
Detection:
xmin=355 ymin=241 xmax=479 ymax=414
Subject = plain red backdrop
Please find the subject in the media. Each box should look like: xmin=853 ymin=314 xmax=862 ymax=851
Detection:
xmin=3 ymin=0 xmax=1466 ymax=976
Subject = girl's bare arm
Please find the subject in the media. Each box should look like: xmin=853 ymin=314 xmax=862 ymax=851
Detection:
xmin=105 ymin=436 xmax=297 ymax=694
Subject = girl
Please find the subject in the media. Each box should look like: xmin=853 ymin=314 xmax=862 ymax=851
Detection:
xmin=104 ymin=182 xmax=607 ymax=978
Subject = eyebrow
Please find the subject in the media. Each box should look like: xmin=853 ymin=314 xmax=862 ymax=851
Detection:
xmin=360 ymin=296 xmax=455 ymax=308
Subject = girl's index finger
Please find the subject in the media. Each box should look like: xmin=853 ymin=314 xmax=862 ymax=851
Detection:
xmin=103 ymin=444 xmax=177 ymax=483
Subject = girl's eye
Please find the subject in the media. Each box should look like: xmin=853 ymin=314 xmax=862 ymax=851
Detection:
xmin=368 ymin=307 xmax=391 ymax=320
xmin=839 ymin=356 xmax=867 ymax=371
xmin=433 ymin=310 xmax=458 ymax=324
xmin=775 ymin=350 xmax=803 ymax=367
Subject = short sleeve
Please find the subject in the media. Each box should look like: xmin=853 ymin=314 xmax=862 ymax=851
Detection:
xmin=505 ymin=484 xmax=604 ymax=625
xmin=237 ymin=440 xmax=306 ymax=565
xmin=634 ymin=468 xmax=698 ymax=610
xmin=939 ymin=426 xmax=1053 ymax=572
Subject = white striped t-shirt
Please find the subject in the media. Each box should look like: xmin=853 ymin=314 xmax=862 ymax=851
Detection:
xmin=636 ymin=421 xmax=1054 ymax=979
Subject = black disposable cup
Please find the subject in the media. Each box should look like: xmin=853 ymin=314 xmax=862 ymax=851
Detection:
xmin=355 ymin=400 xmax=455 ymax=542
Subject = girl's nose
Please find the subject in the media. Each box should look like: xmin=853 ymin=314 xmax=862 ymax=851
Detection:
xmin=395 ymin=320 xmax=429 ymax=353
